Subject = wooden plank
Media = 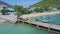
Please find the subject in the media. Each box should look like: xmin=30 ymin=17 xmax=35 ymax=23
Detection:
xmin=26 ymin=21 xmax=60 ymax=30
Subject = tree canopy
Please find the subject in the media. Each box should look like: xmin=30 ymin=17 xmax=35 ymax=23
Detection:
xmin=13 ymin=5 xmax=23 ymax=16
xmin=13 ymin=5 xmax=31 ymax=16
xmin=34 ymin=7 xmax=43 ymax=12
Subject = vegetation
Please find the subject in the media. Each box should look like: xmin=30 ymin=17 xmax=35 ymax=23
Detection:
xmin=1 ymin=10 xmax=9 ymax=15
xmin=23 ymin=8 xmax=31 ymax=14
xmin=30 ymin=0 xmax=60 ymax=9
xmin=57 ymin=6 xmax=60 ymax=9
xmin=14 ymin=5 xmax=31 ymax=15
xmin=13 ymin=5 xmax=31 ymax=24
xmin=43 ymin=6 xmax=50 ymax=11
xmin=0 ymin=7 xmax=9 ymax=15
xmin=14 ymin=5 xmax=23 ymax=16
xmin=34 ymin=7 xmax=43 ymax=13
xmin=13 ymin=5 xmax=24 ymax=24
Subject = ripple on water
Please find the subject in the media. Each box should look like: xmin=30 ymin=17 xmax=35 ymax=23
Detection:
xmin=31 ymin=14 xmax=60 ymax=25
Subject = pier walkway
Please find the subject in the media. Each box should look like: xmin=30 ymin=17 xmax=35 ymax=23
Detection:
xmin=19 ymin=20 xmax=60 ymax=33
xmin=26 ymin=21 xmax=60 ymax=30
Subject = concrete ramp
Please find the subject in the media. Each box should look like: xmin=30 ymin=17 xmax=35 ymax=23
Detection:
xmin=0 ymin=14 xmax=17 ymax=23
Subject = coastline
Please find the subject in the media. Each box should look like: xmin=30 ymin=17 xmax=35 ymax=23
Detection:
xmin=0 ymin=19 xmax=7 ymax=24
xmin=20 ymin=11 xmax=60 ymax=33
xmin=21 ymin=11 xmax=60 ymax=19
xmin=0 ymin=11 xmax=60 ymax=24
xmin=0 ymin=14 xmax=17 ymax=23
xmin=0 ymin=11 xmax=60 ymax=33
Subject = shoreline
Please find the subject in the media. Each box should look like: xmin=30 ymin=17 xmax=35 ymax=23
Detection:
xmin=0 ymin=11 xmax=60 ymax=33
xmin=20 ymin=11 xmax=60 ymax=33
xmin=0 ymin=11 xmax=60 ymax=23
xmin=21 ymin=11 xmax=60 ymax=19
xmin=0 ymin=19 xmax=7 ymax=24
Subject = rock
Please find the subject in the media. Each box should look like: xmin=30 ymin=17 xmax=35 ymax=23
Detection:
xmin=0 ymin=19 xmax=7 ymax=24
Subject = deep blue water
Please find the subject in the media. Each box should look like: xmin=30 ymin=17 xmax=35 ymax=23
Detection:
xmin=31 ymin=14 xmax=60 ymax=25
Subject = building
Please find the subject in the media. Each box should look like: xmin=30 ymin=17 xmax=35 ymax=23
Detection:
xmin=0 ymin=1 xmax=12 ymax=8
xmin=0 ymin=1 xmax=14 ymax=15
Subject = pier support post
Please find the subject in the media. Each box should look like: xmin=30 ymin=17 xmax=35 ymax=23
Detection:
xmin=23 ymin=21 xmax=24 ymax=24
xmin=37 ymin=25 xmax=40 ymax=29
xmin=29 ymin=23 xmax=31 ymax=25
xmin=48 ymin=25 xmax=51 ymax=32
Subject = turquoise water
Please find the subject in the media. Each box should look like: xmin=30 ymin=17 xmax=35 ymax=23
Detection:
xmin=31 ymin=14 xmax=60 ymax=25
xmin=0 ymin=23 xmax=56 ymax=34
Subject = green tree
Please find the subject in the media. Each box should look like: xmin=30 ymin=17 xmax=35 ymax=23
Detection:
xmin=1 ymin=10 xmax=9 ymax=15
xmin=14 ymin=5 xmax=24 ymax=24
xmin=34 ymin=7 xmax=43 ymax=13
xmin=13 ymin=5 xmax=31 ymax=24
xmin=57 ymin=6 xmax=60 ymax=10
xmin=23 ymin=8 xmax=31 ymax=14
xmin=44 ymin=6 xmax=50 ymax=11
xmin=14 ymin=5 xmax=23 ymax=16
xmin=1 ymin=7 xmax=9 ymax=15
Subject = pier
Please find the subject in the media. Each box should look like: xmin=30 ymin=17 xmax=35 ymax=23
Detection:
xmin=0 ymin=12 xmax=60 ymax=33
xmin=19 ymin=20 xmax=60 ymax=33
xmin=20 ymin=11 xmax=60 ymax=33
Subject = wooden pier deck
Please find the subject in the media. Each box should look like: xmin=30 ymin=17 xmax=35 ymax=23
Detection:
xmin=26 ymin=21 xmax=60 ymax=30
xmin=19 ymin=20 xmax=60 ymax=33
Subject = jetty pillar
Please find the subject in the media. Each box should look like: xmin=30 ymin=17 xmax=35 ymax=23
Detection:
xmin=48 ymin=25 xmax=51 ymax=32
xmin=37 ymin=25 xmax=40 ymax=29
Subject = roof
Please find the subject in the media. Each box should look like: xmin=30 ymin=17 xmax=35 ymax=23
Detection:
xmin=0 ymin=1 xmax=12 ymax=7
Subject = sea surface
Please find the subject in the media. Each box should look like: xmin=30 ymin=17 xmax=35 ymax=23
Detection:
xmin=0 ymin=23 xmax=56 ymax=34
xmin=31 ymin=14 xmax=60 ymax=25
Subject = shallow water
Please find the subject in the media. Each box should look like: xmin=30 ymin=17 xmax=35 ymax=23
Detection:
xmin=0 ymin=23 xmax=56 ymax=34
xmin=31 ymin=14 xmax=60 ymax=25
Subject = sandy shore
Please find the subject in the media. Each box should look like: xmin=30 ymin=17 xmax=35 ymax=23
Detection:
xmin=0 ymin=19 xmax=7 ymax=24
xmin=0 ymin=11 xmax=60 ymax=23
xmin=21 ymin=11 xmax=60 ymax=19
xmin=0 ymin=14 xmax=17 ymax=23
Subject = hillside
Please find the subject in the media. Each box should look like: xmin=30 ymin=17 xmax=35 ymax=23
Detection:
xmin=30 ymin=0 xmax=60 ymax=7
